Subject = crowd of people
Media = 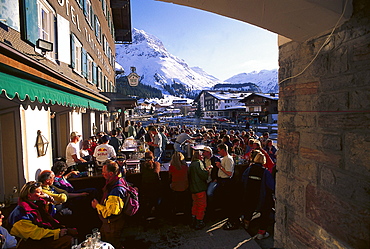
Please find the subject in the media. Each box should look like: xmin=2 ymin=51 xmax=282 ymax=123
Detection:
xmin=0 ymin=121 xmax=278 ymax=249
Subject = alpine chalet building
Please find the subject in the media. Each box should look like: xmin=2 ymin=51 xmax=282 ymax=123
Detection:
xmin=0 ymin=0 xmax=131 ymax=203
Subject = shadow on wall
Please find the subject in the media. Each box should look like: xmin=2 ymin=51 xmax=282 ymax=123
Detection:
xmin=35 ymin=168 xmax=42 ymax=182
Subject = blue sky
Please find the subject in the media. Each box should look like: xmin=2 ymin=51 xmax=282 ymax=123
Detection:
xmin=131 ymin=0 xmax=278 ymax=81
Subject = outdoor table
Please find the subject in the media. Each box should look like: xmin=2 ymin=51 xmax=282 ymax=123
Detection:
xmin=121 ymin=147 xmax=137 ymax=158
xmin=75 ymin=241 xmax=114 ymax=249
xmin=126 ymin=159 xmax=141 ymax=174
xmin=68 ymin=174 xmax=106 ymax=191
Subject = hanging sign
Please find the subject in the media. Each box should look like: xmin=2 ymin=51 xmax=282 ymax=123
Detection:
xmin=128 ymin=67 xmax=140 ymax=86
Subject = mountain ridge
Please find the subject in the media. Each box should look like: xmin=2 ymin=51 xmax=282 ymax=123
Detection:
xmin=115 ymin=28 xmax=278 ymax=97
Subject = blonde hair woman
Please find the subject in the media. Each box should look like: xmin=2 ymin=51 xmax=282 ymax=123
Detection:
xmin=188 ymin=150 xmax=210 ymax=230
xmin=169 ymin=152 xmax=190 ymax=217
xmin=8 ymin=181 xmax=77 ymax=249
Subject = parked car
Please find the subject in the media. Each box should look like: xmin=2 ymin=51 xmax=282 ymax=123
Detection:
xmin=217 ymin=118 xmax=230 ymax=122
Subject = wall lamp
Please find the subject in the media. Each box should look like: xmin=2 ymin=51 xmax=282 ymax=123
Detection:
xmin=35 ymin=130 xmax=49 ymax=157
xmin=36 ymin=39 xmax=53 ymax=55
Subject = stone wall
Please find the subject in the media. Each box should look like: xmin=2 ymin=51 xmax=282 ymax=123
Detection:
xmin=275 ymin=0 xmax=370 ymax=248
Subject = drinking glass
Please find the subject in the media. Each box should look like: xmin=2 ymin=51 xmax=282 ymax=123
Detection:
xmin=85 ymin=234 xmax=93 ymax=248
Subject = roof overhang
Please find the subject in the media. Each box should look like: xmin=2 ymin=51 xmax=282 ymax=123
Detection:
xmin=0 ymin=41 xmax=110 ymax=106
xmin=102 ymin=92 xmax=137 ymax=111
xmin=111 ymin=0 xmax=132 ymax=43
xmin=157 ymin=0 xmax=353 ymax=42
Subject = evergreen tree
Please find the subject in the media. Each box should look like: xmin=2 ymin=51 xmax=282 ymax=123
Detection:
xmin=195 ymin=101 xmax=203 ymax=118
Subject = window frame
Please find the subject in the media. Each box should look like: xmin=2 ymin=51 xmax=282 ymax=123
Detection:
xmin=87 ymin=53 xmax=94 ymax=83
xmin=36 ymin=0 xmax=56 ymax=60
xmin=72 ymin=35 xmax=83 ymax=75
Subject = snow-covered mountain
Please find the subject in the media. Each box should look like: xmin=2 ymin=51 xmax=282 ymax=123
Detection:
xmin=224 ymin=69 xmax=278 ymax=93
xmin=115 ymin=28 xmax=278 ymax=96
xmin=115 ymin=29 xmax=222 ymax=95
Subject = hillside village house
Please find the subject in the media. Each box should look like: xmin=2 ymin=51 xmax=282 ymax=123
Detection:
xmin=0 ymin=0 xmax=132 ymax=203
xmin=196 ymin=90 xmax=277 ymax=123
xmin=196 ymin=90 xmax=250 ymax=119
xmin=240 ymin=93 xmax=279 ymax=124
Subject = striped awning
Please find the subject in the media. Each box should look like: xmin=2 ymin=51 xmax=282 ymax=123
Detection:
xmin=0 ymin=71 xmax=107 ymax=111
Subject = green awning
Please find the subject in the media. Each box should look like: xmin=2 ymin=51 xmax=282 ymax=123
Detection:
xmin=0 ymin=71 xmax=107 ymax=111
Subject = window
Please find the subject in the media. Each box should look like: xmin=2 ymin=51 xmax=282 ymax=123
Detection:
xmin=36 ymin=0 xmax=55 ymax=59
xmin=102 ymin=0 xmax=106 ymax=16
xmin=112 ymin=55 xmax=115 ymax=68
xmin=108 ymin=47 xmax=112 ymax=65
xmin=103 ymin=76 xmax=108 ymax=92
xmin=87 ymin=53 xmax=93 ymax=83
xmin=71 ymin=34 xmax=83 ymax=74
xmin=85 ymin=0 xmax=92 ymax=26
xmin=97 ymin=67 xmax=102 ymax=90
xmin=94 ymin=15 xmax=101 ymax=43
xmin=102 ymin=35 xmax=107 ymax=53
xmin=0 ymin=0 xmax=20 ymax=31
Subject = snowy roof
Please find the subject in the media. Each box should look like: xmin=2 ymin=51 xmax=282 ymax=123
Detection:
xmin=249 ymin=93 xmax=279 ymax=100
xmin=225 ymin=106 xmax=247 ymax=110
xmin=207 ymin=91 xmax=253 ymax=100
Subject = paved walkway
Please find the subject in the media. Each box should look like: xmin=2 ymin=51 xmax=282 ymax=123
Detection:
xmin=121 ymin=215 xmax=271 ymax=249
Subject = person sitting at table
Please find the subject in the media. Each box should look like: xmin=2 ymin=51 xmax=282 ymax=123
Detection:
xmin=169 ymin=151 xmax=189 ymax=218
xmin=51 ymin=161 xmax=97 ymax=197
xmin=65 ymin=132 xmax=87 ymax=172
xmin=0 ymin=209 xmax=17 ymax=248
xmin=8 ymin=181 xmax=78 ymax=249
xmin=91 ymin=160 xmax=128 ymax=249
xmin=38 ymin=170 xmax=89 ymax=219
xmin=140 ymin=151 xmax=161 ymax=221
xmin=80 ymin=139 xmax=93 ymax=160
xmin=93 ymin=135 xmax=116 ymax=168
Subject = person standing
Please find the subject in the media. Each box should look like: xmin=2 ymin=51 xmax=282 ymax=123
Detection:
xmin=214 ymin=144 xmax=237 ymax=230
xmin=65 ymin=132 xmax=86 ymax=171
xmin=159 ymin=127 xmax=169 ymax=162
xmin=93 ymin=135 xmax=116 ymax=167
xmin=127 ymin=121 xmax=137 ymax=138
xmin=148 ymin=127 xmax=162 ymax=162
xmin=140 ymin=151 xmax=161 ymax=221
xmin=201 ymin=146 xmax=221 ymax=213
xmin=136 ymin=121 xmax=147 ymax=139
xmin=91 ymin=160 xmax=128 ymax=249
xmin=115 ymin=153 xmax=127 ymax=178
xmin=241 ymin=151 xmax=275 ymax=240
xmin=109 ymin=129 xmax=123 ymax=154
xmin=168 ymin=152 xmax=189 ymax=217
xmin=188 ymin=151 xmax=209 ymax=230
xmin=264 ymin=139 xmax=277 ymax=163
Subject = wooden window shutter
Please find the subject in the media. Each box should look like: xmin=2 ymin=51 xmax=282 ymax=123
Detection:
xmin=21 ymin=0 xmax=38 ymax=45
xmin=70 ymin=33 xmax=76 ymax=69
xmin=92 ymin=62 xmax=97 ymax=84
xmin=82 ymin=48 xmax=87 ymax=77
